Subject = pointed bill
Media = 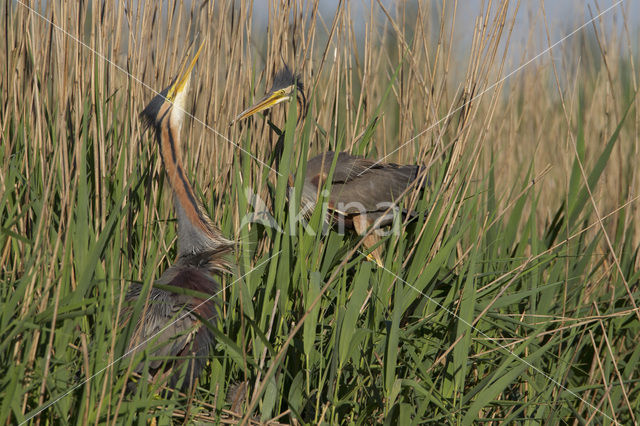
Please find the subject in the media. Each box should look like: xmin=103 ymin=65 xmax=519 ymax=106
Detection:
xmin=230 ymin=89 xmax=292 ymax=125
xmin=167 ymin=40 xmax=206 ymax=102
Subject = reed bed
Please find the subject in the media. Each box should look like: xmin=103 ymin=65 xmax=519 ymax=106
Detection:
xmin=1 ymin=0 xmax=639 ymax=424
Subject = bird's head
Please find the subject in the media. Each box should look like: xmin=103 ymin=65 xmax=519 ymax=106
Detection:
xmin=140 ymin=41 xmax=205 ymax=131
xmin=231 ymin=64 xmax=306 ymax=124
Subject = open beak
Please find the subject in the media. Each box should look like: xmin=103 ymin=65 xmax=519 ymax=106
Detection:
xmin=230 ymin=89 xmax=291 ymax=125
xmin=167 ymin=40 xmax=206 ymax=101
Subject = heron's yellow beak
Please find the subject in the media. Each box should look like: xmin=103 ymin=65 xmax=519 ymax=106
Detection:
xmin=167 ymin=41 xmax=205 ymax=102
xmin=231 ymin=86 xmax=294 ymax=125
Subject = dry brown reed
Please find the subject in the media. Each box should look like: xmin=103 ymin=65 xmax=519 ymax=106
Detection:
xmin=1 ymin=0 xmax=639 ymax=423
xmin=3 ymin=1 xmax=637 ymax=245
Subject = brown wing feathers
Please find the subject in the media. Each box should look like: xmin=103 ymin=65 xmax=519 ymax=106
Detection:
xmin=306 ymin=151 xmax=425 ymax=216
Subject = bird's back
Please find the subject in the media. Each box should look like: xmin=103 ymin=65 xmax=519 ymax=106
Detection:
xmin=303 ymin=151 xmax=425 ymax=216
xmin=123 ymin=251 xmax=228 ymax=390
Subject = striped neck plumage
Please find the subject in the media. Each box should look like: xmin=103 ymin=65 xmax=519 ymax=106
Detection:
xmin=157 ymin=114 xmax=233 ymax=259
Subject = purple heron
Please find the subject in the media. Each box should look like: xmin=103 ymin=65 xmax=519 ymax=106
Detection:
xmin=233 ymin=67 xmax=426 ymax=265
xmin=123 ymin=42 xmax=234 ymax=391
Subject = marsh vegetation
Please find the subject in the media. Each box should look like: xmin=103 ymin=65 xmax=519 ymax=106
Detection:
xmin=1 ymin=1 xmax=639 ymax=423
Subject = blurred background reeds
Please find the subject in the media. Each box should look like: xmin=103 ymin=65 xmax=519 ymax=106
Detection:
xmin=1 ymin=0 xmax=639 ymax=423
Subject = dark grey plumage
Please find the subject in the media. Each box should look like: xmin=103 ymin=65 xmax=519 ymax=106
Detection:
xmin=233 ymin=66 xmax=429 ymax=264
xmin=302 ymin=151 xmax=424 ymax=227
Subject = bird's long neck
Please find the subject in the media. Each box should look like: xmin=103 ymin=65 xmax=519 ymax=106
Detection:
xmin=158 ymin=119 xmax=231 ymax=258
